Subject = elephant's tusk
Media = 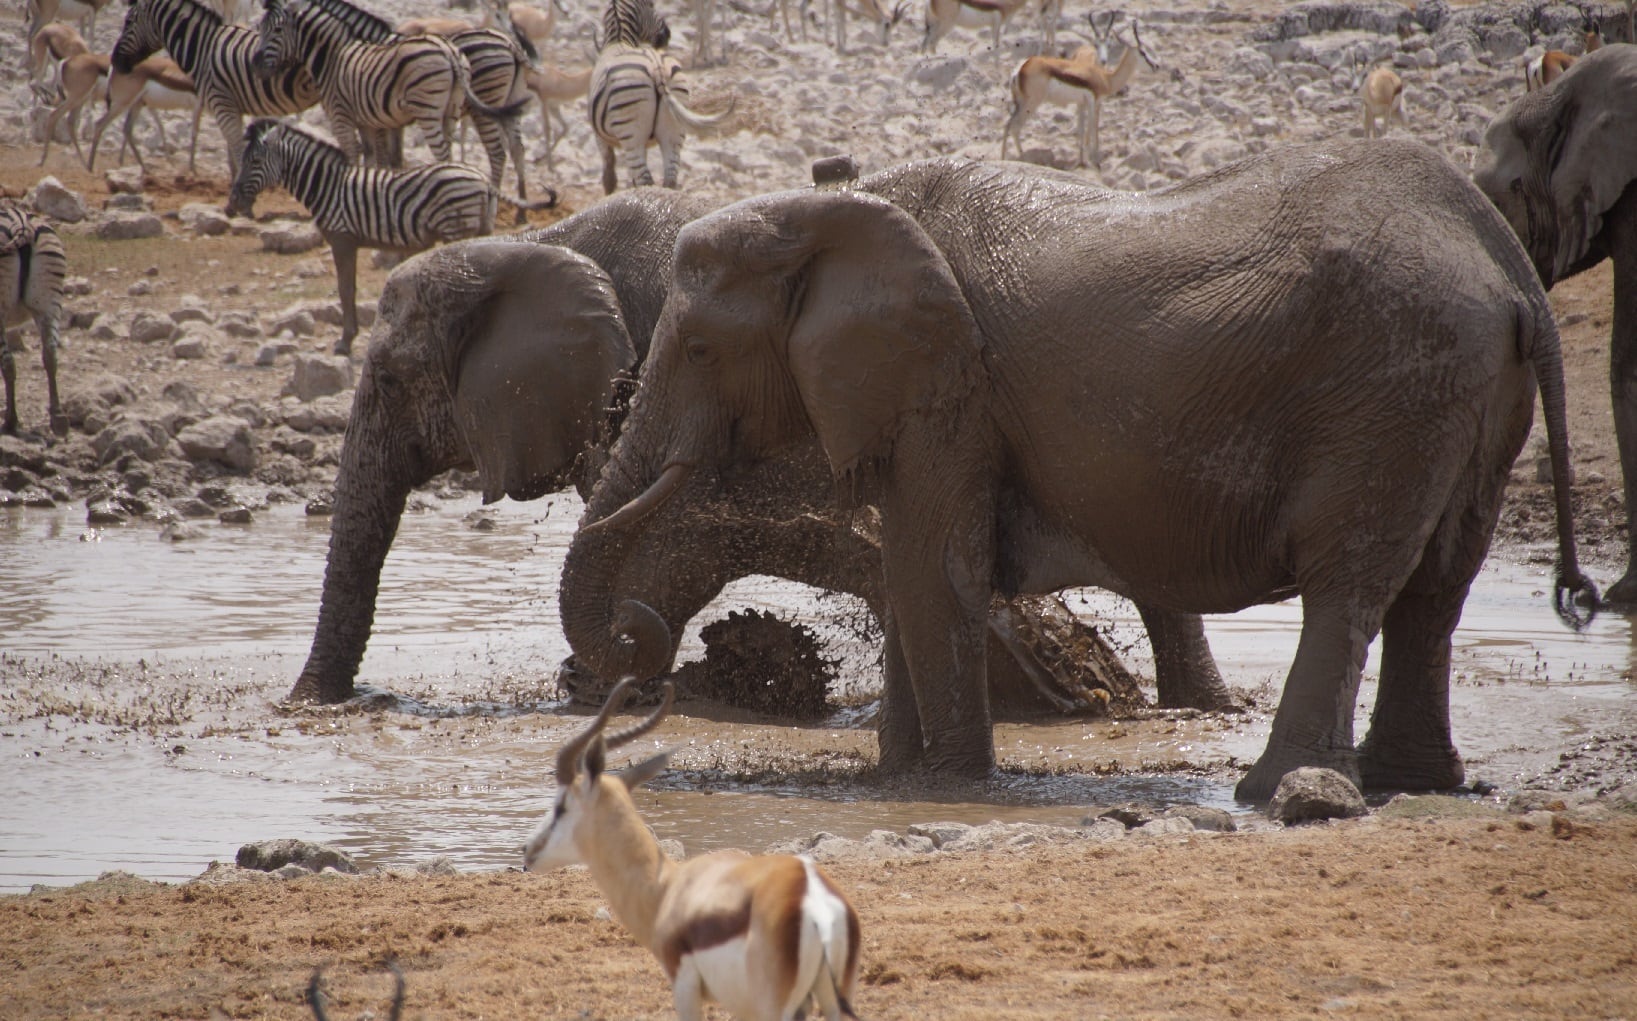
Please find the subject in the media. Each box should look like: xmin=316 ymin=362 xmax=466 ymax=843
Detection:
xmin=583 ymin=462 xmax=693 ymax=536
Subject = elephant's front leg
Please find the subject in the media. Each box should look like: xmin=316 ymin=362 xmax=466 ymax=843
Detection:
xmin=329 ymin=236 xmax=360 ymax=357
xmin=878 ymin=449 xmax=998 ymax=776
xmin=876 ymin=612 xmax=925 ymax=773
xmin=1601 ymin=200 xmax=1637 ymax=604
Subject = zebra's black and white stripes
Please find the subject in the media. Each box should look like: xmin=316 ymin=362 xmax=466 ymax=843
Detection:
xmin=225 ymin=119 xmax=555 ymax=354
xmin=590 ymin=0 xmax=730 ymax=193
xmin=111 ymin=0 xmax=319 ymax=174
xmin=0 ymin=201 xmax=68 ymax=437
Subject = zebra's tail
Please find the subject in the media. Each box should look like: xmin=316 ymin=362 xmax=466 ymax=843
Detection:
xmin=463 ymin=83 xmax=531 ymax=122
xmin=660 ymin=88 xmax=735 ymax=134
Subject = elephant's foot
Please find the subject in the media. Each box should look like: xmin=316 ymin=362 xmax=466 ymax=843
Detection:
xmin=1601 ymin=569 xmax=1637 ymax=608
xmin=1357 ymin=740 xmax=1464 ymax=793
xmin=875 ymin=738 xmax=924 ymax=775
xmin=285 ymin=671 xmax=356 ymax=705
xmin=1158 ymin=671 xmax=1239 ymax=713
xmin=1235 ymin=745 xmax=1360 ymax=803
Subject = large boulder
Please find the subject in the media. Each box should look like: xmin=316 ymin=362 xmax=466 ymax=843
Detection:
xmin=235 ymin=839 xmax=358 ymax=874
xmin=258 ymin=222 xmax=323 ymax=255
xmin=287 ymin=354 xmax=353 ymax=402
xmin=1268 ymin=767 xmax=1369 ymax=824
xmin=91 ymin=415 xmax=174 ymax=465
xmin=95 ymin=212 xmax=164 ymax=241
xmin=176 ymin=415 xmax=257 ymax=472
xmin=128 ymin=311 xmax=179 ymax=344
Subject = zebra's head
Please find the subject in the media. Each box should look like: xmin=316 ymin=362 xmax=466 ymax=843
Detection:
xmin=111 ymin=0 xmax=162 ymax=75
xmin=254 ymin=0 xmax=300 ymax=74
xmin=226 ymin=120 xmax=283 ymax=219
xmin=598 ymin=0 xmax=669 ymax=50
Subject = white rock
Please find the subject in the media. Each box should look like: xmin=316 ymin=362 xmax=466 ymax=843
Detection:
xmin=259 ymin=222 xmax=324 ymax=255
xmin=287 ymin=355 xmax=354 ymax=402
xmin=95 ymin=212 xmax=165 ymax=241
xmin=29 ymin=176 xmax=87 ymax=223
xmin=128 ymin=311 xmax=179 ymax=344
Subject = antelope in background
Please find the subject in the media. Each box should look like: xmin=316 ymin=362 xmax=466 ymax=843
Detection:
xmin=86 ymin=55 xmax=202 ymax=172
xmin=524 ymin=633 xmax=862 ymax=1021
xmin=1358 ymin=62 xmax=1405 ymax=138
xmin=1000 ymin=12 xmax=1161 ymax=169
xmin=1525 ymin=27 xmax=1602 ymax=91
xmin=27 ymin=22 xmax=89 ymax=83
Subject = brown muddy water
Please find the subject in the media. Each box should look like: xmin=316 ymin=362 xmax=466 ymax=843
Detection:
xmin=3 ymin=496 xmax=1635 ymax=894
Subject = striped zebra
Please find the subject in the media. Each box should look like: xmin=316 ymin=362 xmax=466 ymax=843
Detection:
xmin=225 ymin=120 xmax=556 ymax=355
xmin=591 ymin=0 xmax=730 ymax=193
xmin=110 ymin=0 xmax=320 ymax=175
xmin=253 ymin=0 xmax=519 ymax=174
xmin=292 ymin=0 xmax=536 ymax=215
xmin=0 ymin=201 xmax=68 ymax=437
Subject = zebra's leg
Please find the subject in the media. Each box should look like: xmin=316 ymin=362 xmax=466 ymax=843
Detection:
xmin=186 ymin=102 xmax=203 ymax=175
xmin=329 ymin=236 xmax=360 ymax=357
xmin=619 ymin=134 xmax=653 ymax=190
xmin=331 ymin=117 xmax=367 ymax=166
xmin=657 ymin=104 xmax=682 ymax=189
xmin=1 ymin=327 xmax=17 ymax=435
xmin=211 ymin=99 xmax=246 ymax=178
xmin=417 ymin=112 xmax=454 ymax=163
xmin=36 ymin=306 xmax=65 ymax=437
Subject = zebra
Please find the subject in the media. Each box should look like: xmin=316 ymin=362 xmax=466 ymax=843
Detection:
xmin=110 ymin=0 xmax=320 ymax=176
xmin=225 ymin=119 xmax=556 ymax=355
xmin=0 ymin=201 xmax=68 ymax=437
xmin=253 ymin=0 xmax=522 ymax=176
xmin=590 ymin=0 xmax=730 ymax=193
xmin=292 ymin=0 xmax=536 ymax=216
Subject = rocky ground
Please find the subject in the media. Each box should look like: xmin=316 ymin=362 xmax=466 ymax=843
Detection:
xmin=4 ymin=0 xmax=1637 ymax=1017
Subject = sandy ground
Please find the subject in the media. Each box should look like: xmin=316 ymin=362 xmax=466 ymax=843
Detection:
xmin=4 ymin=0 xmax=1637 ymax=1017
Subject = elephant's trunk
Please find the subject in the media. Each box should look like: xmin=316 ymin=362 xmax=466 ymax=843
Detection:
xmin=289 ymin=431 xmax=417 ymax=704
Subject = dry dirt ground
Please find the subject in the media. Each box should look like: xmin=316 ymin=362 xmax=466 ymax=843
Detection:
xmin=5 ymin=1 xmax=1637 ymax=1018
xmin=5 ymin=808 xmax=1636 ymax=1020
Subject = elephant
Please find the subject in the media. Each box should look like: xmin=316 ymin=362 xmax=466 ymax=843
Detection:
xmin=562 ymin=143 xmax=1596 ymax=801
xmin=293 ymin=181 xmax=1231 ymax=718
xmin=289 ymin=188 xmax=717 ymax=704
xmin=1473 ymin=44 xmax=1637 ymax=603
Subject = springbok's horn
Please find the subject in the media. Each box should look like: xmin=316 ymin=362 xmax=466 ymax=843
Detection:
xmin=605 ymin=681 xmax=675 ymax=751
xmin=555 ymin=677 xmax=639 ymax=784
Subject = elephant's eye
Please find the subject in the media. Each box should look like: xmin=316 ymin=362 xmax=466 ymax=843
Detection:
xmin=684 ymin=337 xmax=717 ymax=367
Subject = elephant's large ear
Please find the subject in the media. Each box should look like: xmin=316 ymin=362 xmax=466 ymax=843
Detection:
xmin=707 ymin=191 xmax=984 ymax=489
xmin=1521 ymin=47 xmax=1637 ymax=283
xmin=443 ymin=241 xmax=636 ymax=503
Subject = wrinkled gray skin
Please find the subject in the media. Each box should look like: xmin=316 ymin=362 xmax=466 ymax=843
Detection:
xmin=295 ymin=182 xmax=1230 ymax=714
xmin=566 ymin=143 xmax=1595 ymax=800
xmin=290 ymin=189 xmax=712 ymax=703
xmin=1474 ymin=45 xmax=1637 ymax=604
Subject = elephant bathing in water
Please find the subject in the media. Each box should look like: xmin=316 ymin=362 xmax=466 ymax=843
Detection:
xmin=564 ymin=142 xmax=1595 ymax=801
xmin=292 ymin=185 xmax=1230 ymax=713
xmin=1474 ymin=44 xmax=1637 ymax=603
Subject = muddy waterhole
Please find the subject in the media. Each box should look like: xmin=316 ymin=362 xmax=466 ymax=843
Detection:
xmin=3 ymin=496 xmax=1635 ymax=895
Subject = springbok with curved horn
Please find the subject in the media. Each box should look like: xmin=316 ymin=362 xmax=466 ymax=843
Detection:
xmin=1000 ymin=15 xmax=1161 ymax=168
xmin=1525 ymin=27 xmax=1602 ymax=91
xmin=524 ymin=603 xmax=862 ymax=1021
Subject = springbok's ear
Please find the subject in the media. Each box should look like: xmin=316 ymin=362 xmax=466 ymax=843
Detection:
xmin=620 ymin=752 xmax=671 ymax=790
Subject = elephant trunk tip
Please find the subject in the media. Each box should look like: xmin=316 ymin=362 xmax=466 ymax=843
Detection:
xmin=1554 ymin=569 xmax=1599 ymax=631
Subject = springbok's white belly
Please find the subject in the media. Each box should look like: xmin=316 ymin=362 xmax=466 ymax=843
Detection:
xmin=953 ymin=3 xmax=1002 ymax=29
xmin=690 ymin=937 xmax=762 ymax=1018
xmin=142 ymin=84 xmax=195 ymax=109
xmin=1041 ymin=77 xmax=1091 ymax=108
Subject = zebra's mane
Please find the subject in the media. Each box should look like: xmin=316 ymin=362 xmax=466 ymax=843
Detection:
xmin=601 ymin=0 xmax=668 ymax=48
xmin=150 ymin=0 xmax=225 ymax=29
xmin=255 ymin=119 xmax=352 ymax=169
xmin=299 ymin=0 xmax=396 ymax=42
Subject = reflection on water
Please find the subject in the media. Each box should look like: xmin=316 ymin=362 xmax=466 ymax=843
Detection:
xmin=2 ymin=500 xmax=1634 ymax=893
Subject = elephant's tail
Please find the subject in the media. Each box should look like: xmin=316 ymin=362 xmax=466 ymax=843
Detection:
xmin=1521 ymin=297 xmax=1599 ymax=628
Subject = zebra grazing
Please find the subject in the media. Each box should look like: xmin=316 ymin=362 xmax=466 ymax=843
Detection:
xmin=253 ymin=0 xmax=521 ymax=176
xmin=591 ymin=0 xmax=731 ymax=194
xmin=290 ymin=0 xmax=536 ymax=218
xmin=0 ymin=201 xmax=68 ymax=437
xmin=226 ymin=120 xmax=556 ymax=355
xmin=111 ymin=0 xmax=320 ymax=175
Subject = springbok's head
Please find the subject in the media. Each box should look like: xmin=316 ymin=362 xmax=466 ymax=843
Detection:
xmin=523 ymin=606 xmax=675 ymax=872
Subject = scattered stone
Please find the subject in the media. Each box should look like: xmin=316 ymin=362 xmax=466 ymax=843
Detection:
xmin=28 ymin=176 xmax=87 ymax=223
xmin=128 ymin=311 xmax=178 ymax=344
xmin=91 ymin=415 xmax=173 ymax=465
xmin=235 ymin=838 xmax=359 ymax=874
xmin=62 ymin=276 xmax=92 ymax=296
xmin=95 ymin=211 xmax=165 ymax=241
xmin=177 ymin=415 xmax=257 ymax=472
xmin=160 ymin=519 xmax=203 ymax=541
xmin=1165 ymin=805 xmax=1238 ymax=833
xmin=172 ymin=334 xmax=210 ymax=360
xmin=255 ymin=341 xmax=299 ymax=366
xmin=415 ymin=857 xmax=461 ymax=877
xmin=219 ymin=312 xmax=264 ymax=339
xmin=178 ymin=202 xmax=231 ymax=236
xmin=1508 ymin=790 xmax=1569 ymax=814
xmin=86 ymin=500 xmax=131 ymax=525
xmin=170 ymin=299 xmax=213 ymax=325
xmin=305 ymin=493 xmax=334 ymax=515
xmin=258 ymin=222 xmax=324 ymax=255
xmin=104 ymin=193 xmax=151 ymax=212
xmin=104 ymin=166 xmax=146 ymax=194
xmin=287 ymin=355 xmax=354 ymax=402
xmin=1268 ymin=767 xmax=1368 ymax=824
xmin=218 ymin=505 xmax=254 ymax=523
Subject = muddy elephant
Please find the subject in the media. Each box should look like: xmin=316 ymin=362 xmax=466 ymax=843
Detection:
xmin=1473 ymin=44 xmax=1637 ymax=603
xmin=290 ymin=189 xmax=717 ymax=704
xmin=564 ymin=144 xmax=1595 ymax=801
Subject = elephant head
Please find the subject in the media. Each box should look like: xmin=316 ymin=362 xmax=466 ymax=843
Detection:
xmin=562 ymin=189 xmax=997 ymax=769
xmin=1473 ymin=45 xmax=1637 ymax=288
xmin=290 ymin=240 xmax=635 ymax=703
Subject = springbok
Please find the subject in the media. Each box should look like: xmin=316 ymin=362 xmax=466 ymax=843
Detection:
xmin=524 ymin=645 xmax=861 ymax=1020
xmin=36 ymin=52 xmax=165 ymax=168
xmin=25 ymin=0 xmax=114 ymax=46
xmin=1000 ymin=16 xmax=1161 ymax=169
xmin=1525 ymin=28 xmax=1602 ymax=90
xmin=1359 ymin=64 xmax=1405 ymax=138
xmin=523 ymin=61 xmax=591 ymax=168
xmin=920 ymin=0 xmax=1033 ymax=62
xmin=86 ymin=54 xmax=202 ymax=171
xmin=484 ymin=0 xmax=555 ymax=55
xmin=27 ymin=22 xmax=89 ymax=83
